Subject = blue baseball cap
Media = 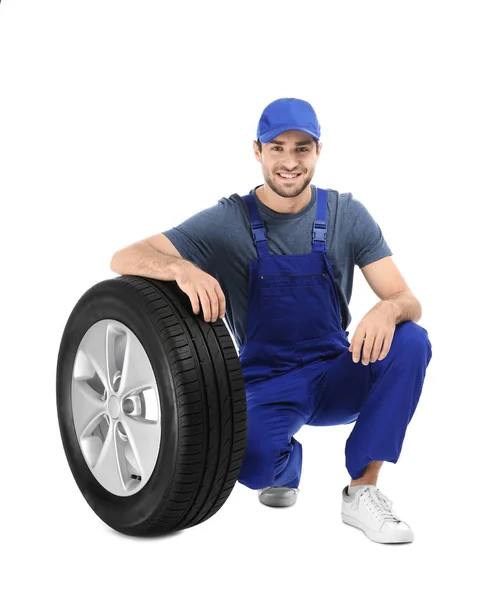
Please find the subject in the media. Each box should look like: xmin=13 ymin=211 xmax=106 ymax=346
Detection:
xmin=256 ymin=98 xmax=321 ymax=144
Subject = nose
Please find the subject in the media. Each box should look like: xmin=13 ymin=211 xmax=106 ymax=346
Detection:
xmin=280 ymin=156 xmax=300 ymax=171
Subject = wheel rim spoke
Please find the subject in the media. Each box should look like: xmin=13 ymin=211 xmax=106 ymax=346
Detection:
xmin=120 ymin=414 xmax=161 ymax=481
xmin=92 ymin=422 xmax=126 ymax=494
xmin=72 ymin=380 xmax=107 ymax=438
xmin=79 ymin=321 xmax=111 ymax=392
xmin=119 ymin=330 xmax=156 ymax=398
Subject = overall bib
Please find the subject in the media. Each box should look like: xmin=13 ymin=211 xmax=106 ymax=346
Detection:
xmin=237 ymin=187 xmax=432 ymax=490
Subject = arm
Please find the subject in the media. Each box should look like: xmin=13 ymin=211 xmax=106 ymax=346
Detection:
xmin=348 ymin=195 xmax=421 ymax=325
xmin=361 ymin=256 xmax=422 ymax=325
xmin=110 ymin=235 xmax=193 ymax=281
xmin=111 ymin=196 xmax=227 ymax=280
xmin=350 ymin=256 xmax=422 ymax=364
xmin=348 ymin=197 xmax=422 ymax=363
xmin=110 ymin=234 xmax=226 ymax=322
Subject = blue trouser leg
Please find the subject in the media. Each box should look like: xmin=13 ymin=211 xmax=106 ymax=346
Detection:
xmin=307 ymin=321 xmax=433 ymax=480
xmin=237 ymin=370 xmax=310 ymax=490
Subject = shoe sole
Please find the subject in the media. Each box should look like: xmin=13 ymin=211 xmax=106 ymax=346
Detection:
xmin=259 ymin=497 xmax=297 ymax=508
xmin=342 ymin=513 xmax=414 ymax=544
xmin=258 ymin=490 xmax=298 ymax=508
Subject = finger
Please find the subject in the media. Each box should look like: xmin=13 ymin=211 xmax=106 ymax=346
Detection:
xmin=361 ymin=334 xmax=375 ymax=365
xmin=188 ymin=290 xmax=200 ymax=315
xmin=215 ymin=283 xmax=226 ymax=318
xmin=378 ymin=332 xmax=394 ymax=360
xmin=370 ymin=334 xmax=384 ymax=363
xmin=197 ymin=287 xmax=211 ymax=322
xmin=351 ymin=331 xmax=366 ymax=363
xmin=207 ymin=286 xmax=219 ymax=321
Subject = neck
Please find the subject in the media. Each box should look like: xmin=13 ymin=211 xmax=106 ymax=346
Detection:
xmin=256 ymin=183 xmax=312 ymax=214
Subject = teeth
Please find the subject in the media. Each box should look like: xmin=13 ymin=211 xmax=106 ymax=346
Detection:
xmin=279 ymin=173 xmax=298 ymax=178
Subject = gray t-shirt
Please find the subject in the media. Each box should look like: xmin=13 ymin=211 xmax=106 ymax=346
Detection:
xmin=162 ymin=184 xmax=392 ymax=353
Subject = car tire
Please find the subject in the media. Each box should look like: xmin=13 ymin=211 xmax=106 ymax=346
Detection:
xmin=56 ymin=275 xmax=247 ymax=536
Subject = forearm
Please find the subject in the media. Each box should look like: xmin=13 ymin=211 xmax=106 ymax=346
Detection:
xmin=110 ymin=242 xmax=192 ymax=281
xmin=379 ymin=291 xmax=422 ymax=324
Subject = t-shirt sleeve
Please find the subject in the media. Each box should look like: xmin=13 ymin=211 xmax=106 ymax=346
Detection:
xmin=348 ymin=195 xmax=393 ymax=269
xmin=162 ymin=201 xmax=227 ymax=277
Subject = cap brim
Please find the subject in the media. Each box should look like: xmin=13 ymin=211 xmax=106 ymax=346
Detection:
xmin=259 ymin=125 xmax=319 ymax=144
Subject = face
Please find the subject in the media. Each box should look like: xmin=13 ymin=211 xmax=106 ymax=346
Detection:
xmin=253 ymin=129 xmax=322 ymax=198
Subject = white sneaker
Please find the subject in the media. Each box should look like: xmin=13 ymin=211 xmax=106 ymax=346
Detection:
xmin=341 ymin=484 xmax=414 ymax=543
xmin=258 ymin=486 xmax=299 ymax=507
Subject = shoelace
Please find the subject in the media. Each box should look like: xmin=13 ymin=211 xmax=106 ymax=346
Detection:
xmin=353 ymin=486 xmax=401 ymax=523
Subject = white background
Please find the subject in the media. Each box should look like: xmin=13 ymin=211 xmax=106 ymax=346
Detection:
xmin=1 ymin=0 xmax=491 ymax=597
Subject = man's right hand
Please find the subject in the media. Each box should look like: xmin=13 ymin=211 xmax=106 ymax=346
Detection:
xmin=176 ymin=262 xmax=226 ymax=323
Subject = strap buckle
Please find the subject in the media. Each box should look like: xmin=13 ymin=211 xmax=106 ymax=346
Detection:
xmin=312 ymin=220 xmax=327 ymax=242
xmin=251 ymin=222 xmax=267 ymax=243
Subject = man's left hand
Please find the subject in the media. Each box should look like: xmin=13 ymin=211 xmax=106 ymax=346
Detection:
xmin=349 ymin=301 xmax=397 ymax=365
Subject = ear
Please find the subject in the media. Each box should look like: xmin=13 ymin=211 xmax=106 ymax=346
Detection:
xmin=253 ymin=140 xmax=262 ymax=162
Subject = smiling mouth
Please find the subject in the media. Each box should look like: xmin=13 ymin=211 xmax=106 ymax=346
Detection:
xmin=276 ymin=172 xmax=302 ymax=181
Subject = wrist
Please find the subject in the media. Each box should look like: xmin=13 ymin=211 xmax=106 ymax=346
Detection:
xmin=173 ymin=257 xmax=194 ymax=280
xmin=382 ymin=299 xmax=400 ymax=323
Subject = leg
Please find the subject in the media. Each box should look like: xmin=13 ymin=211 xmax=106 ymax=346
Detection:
xmin=346 ymin=321 xmax=432 ymax=480
xmin=350 ymin=460 xmax=383 ymax=486
xmin=237 ymin=370 xmax=311 ymax=490
xmin=307 ymin=321 xmax=433 ymax=481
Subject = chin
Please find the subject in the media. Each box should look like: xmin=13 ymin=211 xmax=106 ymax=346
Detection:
xmin=268 ymin=174 xmax=312 ymax=198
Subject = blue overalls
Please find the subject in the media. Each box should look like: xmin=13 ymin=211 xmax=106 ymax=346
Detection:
xmin=237 ymin=187 xmax=432 ymax=489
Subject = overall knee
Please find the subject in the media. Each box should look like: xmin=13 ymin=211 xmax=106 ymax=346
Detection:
xmin=397 ymin=321 xmax=432 ymax=365
xmin=238 ymin=442 xmax=279 ymax=490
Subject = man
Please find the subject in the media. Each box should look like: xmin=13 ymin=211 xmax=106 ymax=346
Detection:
xmin=110 ymin=97 xmax=432 ymax=544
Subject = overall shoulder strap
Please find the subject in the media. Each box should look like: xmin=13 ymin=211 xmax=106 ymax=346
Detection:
xmin=231 ymin=193 xmax=270 ymax=258
xmin=311 ymin=187 xmax=329 ymax=253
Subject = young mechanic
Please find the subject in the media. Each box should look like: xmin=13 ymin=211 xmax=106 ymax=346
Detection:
xmin=113 ymin=98 xmax=433 ymax=544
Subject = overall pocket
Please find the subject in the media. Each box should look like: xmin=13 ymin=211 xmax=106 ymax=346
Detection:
xmin=259 ymin=276 xmax=337 ymax=343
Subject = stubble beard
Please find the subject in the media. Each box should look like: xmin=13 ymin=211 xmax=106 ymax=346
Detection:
xmin=264 ymin=169 xmax=313 ymax=198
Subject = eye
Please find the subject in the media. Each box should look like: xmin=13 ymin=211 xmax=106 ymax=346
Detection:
xmin=271 ymin=146 xmax=309 ymax=152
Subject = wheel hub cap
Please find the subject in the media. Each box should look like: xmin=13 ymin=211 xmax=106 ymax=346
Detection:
xmin=108 ymin=395 xmax=120 ymax=419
